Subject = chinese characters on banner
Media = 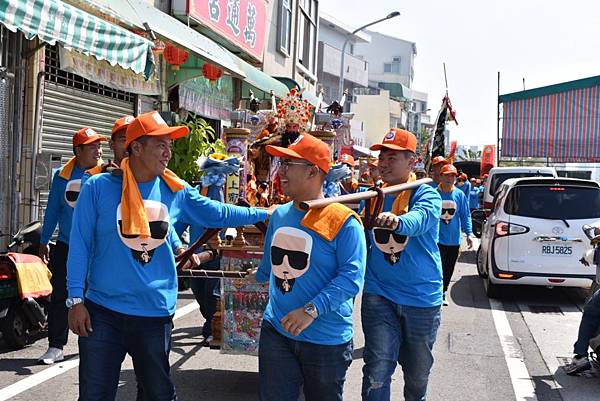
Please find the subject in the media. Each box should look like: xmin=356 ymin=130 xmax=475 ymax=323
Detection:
xmin=188 ymin=0 xmax=267 ymax=61
xmin=225 ymin=136 xmax=247 ymax=204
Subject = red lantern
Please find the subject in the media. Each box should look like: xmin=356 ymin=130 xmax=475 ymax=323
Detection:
xmin=163 ymin=45 xmax=189 ymax=71
xmin=202 ymin=63 xmax=224 ymax=85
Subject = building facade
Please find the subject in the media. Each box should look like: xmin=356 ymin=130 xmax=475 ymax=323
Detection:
xmin=316 ymin=12 xmax=369 ymax=105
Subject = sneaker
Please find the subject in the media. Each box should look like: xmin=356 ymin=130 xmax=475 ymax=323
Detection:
xmin=565 ymin=354 xmax=591 ymax=375
xmin=38 ymin=347 xmax=64 ymax=365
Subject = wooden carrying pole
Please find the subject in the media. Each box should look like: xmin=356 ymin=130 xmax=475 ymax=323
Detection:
xmin=299 ymin=178 xmax=433 ymax=211
xmin=178 ymin=269 xmax=248 ymax=279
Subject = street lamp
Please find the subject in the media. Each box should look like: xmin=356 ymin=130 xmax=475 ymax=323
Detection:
xmin=338 ymin=11 xmax=401 ymax=102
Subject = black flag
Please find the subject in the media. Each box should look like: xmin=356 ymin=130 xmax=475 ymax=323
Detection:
xmin=425 ymin=95 xmax=458 ymax=171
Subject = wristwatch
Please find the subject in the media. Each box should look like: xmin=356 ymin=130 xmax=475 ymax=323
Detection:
xmin=65 ymin=297 xmax=84 ymax=309
xmin=304 ymin=302 xmax=319 ymax=319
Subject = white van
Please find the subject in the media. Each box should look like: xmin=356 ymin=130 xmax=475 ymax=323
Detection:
xmin=482 ymin=166 xmax=557 ymax=210
xmin=477 ymin=177 xmax=599 ymax=297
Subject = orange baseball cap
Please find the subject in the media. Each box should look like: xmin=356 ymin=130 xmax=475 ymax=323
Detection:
xmin=73 ymin=128 xmax=107 ymax=147
xmin=125 ymin=111 xmax=189 ymax=148
xmin=370 ymin=128 xmax=417 ymax=153
xmin=432 ymin=156 xmax=449 ymax=166
xmin=266 ymin=133 xmax=330 ymax=173
xmin=338 ymin=153 xmax=355 ymax=166
xmin=111 ymin=115 xmax=135 ymax=137
xmin=441 ymin=164 xmax=459 ymax=176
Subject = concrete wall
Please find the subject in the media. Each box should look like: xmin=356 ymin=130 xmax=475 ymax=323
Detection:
xmin=354 ymin=31 xmax=415 ymax=88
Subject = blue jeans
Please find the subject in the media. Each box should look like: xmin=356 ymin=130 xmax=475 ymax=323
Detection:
xmin=258 ymin=320 xmax=353 ymax=401
xmin=78 ymin=300 xmax=177 ymax=401
xmin=361 ymin=293 xmax=441 ymax=401
xmin=574 ymin=288 xmax=600 ymax=355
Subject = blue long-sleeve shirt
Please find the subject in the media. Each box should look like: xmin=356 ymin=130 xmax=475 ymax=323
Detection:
xmin=469 ymin=186 xmax=481 ymax=209
xmin=67 ymin=173 xmax=268 ymax=317
xmin=41 ymin=166 xmax=86 ymax=245
xmin=256 ymin=202 xmax=366 ymax=345
xmin=438 ymin=188 xmax=472 ymax=246
xmin=364 ymin=184 xmax=443 ymax=307
xmin=456 ymin=180 xmax=470 ymax=198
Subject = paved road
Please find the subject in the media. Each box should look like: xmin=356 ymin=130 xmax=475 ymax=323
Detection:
xmin=1 ymin=247 xmax=600 ymax=400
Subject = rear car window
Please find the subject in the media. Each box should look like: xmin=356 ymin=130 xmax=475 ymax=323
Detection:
xmin=489 ymin=172 xmax=554 ymax=196
xmin=504 ymin=185 xmax=600 ymax=220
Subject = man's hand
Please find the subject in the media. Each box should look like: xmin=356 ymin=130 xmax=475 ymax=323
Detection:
xmin=39 ymin=244 xmax=50 ymax=264
xmin=280 ymin=307 xmax=314 ymax=337
xmin=68 ymin=304 xmax=93 ymax=337
xmin=373 ymin=212 xmax=400 ymax=231
xmin=466 ymin=236 xmax=473 ymax=250
xmin=245 ymin=268 xmax=258 ymax=283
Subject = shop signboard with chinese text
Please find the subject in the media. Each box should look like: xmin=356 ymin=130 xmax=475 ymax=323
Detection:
xmin=188 ymin=0 xmax=267 ymax=61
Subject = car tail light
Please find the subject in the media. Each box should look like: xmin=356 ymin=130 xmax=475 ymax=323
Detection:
xmin=484 ymin=201 xmax=493 ymax=217
xmin=548 ymin=278 xmax=565 ymax=284
xmin=0 ymin=263 xmax=15 ymax=280
xmin=495 ymin=221 xmax=529 ymax=237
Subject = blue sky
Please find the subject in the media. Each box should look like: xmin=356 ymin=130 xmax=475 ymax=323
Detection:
xmin=321 ymin=0 xmax=600 ymax=147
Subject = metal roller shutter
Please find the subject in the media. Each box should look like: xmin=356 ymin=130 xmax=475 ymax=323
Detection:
xmin=37 ymin=83 xmax=134 ymax=220
xmin=41 ymin=82 xmax=133 ymax=157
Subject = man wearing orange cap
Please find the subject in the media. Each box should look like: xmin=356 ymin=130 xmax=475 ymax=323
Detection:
xmin=437 ymin=164 xmax=473 ymax=306
xmin=455 ymin=172 xmax=471 ymax=199
xmin=429 ymin=155 xmax=449 ymax=187
xmin=37 ymin=127 xmax=105 ymax=365
xmin=247 ymin=133 xmax=366 ymax=401
xmin=80 ymin=116 xmax=134 ymax=185
xmin=66 ymin=111 xmax=270 ymax=400
xmin=361 ymin=128 xmax=443 ymax=401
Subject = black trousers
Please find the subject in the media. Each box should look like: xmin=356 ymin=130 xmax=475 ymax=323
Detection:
xmin=438 ymin=244 xmax=460 ymax=294
xmin=48 ymin=240 xmax=69 ymax=349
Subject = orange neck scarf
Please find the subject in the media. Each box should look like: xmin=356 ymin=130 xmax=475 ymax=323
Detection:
xmin=369 ymin=172 xmax=416 ymax=216
xmin=59 ymin=157 xmax=101 ymax=180
xmin=120 ymin=157 xmax=184 ymax=238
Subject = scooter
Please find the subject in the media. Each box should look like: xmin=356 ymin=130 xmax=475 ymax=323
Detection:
xmin=0 ymin=221 xmax=52 ymax=349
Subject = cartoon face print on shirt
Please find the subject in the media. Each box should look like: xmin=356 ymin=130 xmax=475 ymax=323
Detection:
xmin=371 ymin=228 xmax=409 ymax=265
xmin=116 ymin=200 xmax=170 ymax=265
xmin=65 ymin=179 xmax=82 ymax=208
xmin=440 ymin=200 xmax=457 ymax=224
xmin=270 ymin=226 xmax=313 ymax=295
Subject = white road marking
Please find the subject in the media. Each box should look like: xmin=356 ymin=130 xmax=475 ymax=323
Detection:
xmin=0 ymin=301 xmax=199 ymax=401
xmin=489 ymin=298 xmax=538 ymax=401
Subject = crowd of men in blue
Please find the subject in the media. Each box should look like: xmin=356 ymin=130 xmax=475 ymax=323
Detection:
xmin=37 ymin=112 xmax=485 ymax=401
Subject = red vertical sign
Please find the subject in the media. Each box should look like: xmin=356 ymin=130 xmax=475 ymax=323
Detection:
xmin=480 ymin=145 xmax=496 ymax=176
xmin=188 ymin=0 xmax=267 ymax=61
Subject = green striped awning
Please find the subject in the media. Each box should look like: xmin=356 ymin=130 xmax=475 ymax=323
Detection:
xmin=0 ymin=0 xmax=155 ymax=78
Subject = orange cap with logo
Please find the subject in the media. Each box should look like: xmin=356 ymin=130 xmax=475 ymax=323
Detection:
xmin=72 ymin=127 xmax=107 ymax=147
xmin=338 ymin=153 xmax=355 ymax=166
xmin=265 ymin=133 xmax=331 ymax=173
xmin=111 ymin=115 xmax=135 ymax=137
xmin=370 ymin=128 xmax=417 ymax=153
xmin=440 ymin=164 xmax=459 ymax=176
xmin=125 ymin=111 xmax=189 ymax=148
xmin=432 ymin=156 xmax=449 ymax=166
